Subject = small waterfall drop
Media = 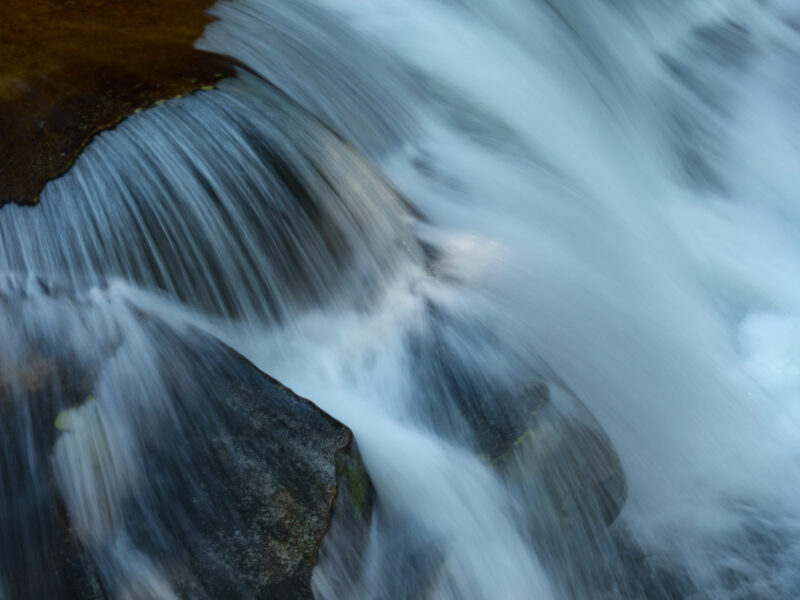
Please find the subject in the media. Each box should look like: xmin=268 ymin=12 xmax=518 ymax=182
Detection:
xmin=2 ymin=0 xmax=800 ymax=598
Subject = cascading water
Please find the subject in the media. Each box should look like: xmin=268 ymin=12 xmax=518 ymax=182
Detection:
xmin=2 ymin=0 xmax=800 ymax=598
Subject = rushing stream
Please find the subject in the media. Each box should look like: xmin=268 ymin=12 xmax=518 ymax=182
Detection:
xmin=3 ymin=0 xmax=800 ymax=598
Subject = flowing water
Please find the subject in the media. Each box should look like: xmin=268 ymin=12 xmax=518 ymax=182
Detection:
xmin=2 ymin=0 xmax=800 ymax=598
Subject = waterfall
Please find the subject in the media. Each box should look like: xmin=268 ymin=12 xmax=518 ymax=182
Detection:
xmin=2 ymin=0 xmax=800 ymax=598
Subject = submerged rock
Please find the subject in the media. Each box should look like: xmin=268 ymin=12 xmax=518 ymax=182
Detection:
xmin=494 ymin=382 xmax=627 ymax=530
xmin=405 ymin=304 xmax=626 ymax=531
xmin=480 ymin=382 xmax=630 ymax=599
xmin=0 ymin=283 xmax=371 ymax=599
xmin=472 ymin=380 xmax=551 ymax=460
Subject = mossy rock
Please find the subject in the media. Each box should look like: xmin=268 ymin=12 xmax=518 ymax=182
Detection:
xmin=335 ymin=444 xmax=375 ymax=519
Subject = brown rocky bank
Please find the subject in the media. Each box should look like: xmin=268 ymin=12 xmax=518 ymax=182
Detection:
xmin=0 ymin=0 xmax=234 ymax=206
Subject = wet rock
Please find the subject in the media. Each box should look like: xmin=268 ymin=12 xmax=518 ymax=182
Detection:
xmin=405 ymin=303 xmax=626 ymax=528
xmin=312 ymin=443 xmax=383 ymax=598
xmin=604 ymin=527 xmax=698 ymax=600
xmin=405 ymin=304 xmax=550 ymax=460
xmin=495 ymin=383 xmax=627 ymax=530
xmin=159 ymin=339 xmax=357 ymax=600
xmin=472 ymin=380 xmax=550 ymax=460
xmin=479 ymin=383 xmax=631 ymax=599
xmin=0 ymin=294 xmax=372 ymax=599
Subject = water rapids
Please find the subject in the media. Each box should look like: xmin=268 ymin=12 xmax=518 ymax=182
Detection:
xmin=2 ymin=0 xmax=800 ymax=598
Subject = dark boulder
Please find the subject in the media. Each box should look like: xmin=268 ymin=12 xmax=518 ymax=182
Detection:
xmin=0 ymin=283 xmax=370 ymax=599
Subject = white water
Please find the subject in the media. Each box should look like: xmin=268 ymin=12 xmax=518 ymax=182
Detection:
xmin=2 ymin=0 xmax=800 ymax=598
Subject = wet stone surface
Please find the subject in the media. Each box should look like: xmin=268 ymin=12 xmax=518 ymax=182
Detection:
xmin=0 ymin=281 xmax=369 ymax=599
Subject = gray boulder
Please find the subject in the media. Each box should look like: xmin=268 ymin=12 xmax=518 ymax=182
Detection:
xmin=0 ymin=283 xmax=370 ymax=600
